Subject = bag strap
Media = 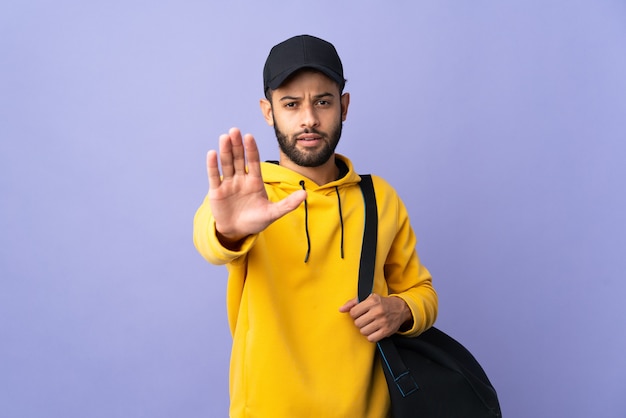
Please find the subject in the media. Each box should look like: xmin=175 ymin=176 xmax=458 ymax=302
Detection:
xmin=358 ymin=175 xmax=420 ymax=397
xmin=357 ymin=174 xmax=378 ymax=303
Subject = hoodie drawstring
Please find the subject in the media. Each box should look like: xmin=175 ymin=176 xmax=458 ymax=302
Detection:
xmin=335 ymin=186 xmax=345 ymax=259
xmin=299 ymin=181 xmax=345 ymax=263
xmin=299 ymin=180 xmax=311 ymax=263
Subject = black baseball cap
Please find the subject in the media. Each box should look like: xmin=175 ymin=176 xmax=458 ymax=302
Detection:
xmin=263 ymin=35 xmax=345 ymax=94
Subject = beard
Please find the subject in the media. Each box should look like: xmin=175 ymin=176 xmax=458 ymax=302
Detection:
xmin=273 ymin=116 xmax=343 ymax=167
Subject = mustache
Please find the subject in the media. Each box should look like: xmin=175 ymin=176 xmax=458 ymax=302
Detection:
xmin=294 ymin=128 xmax=325 ymax=137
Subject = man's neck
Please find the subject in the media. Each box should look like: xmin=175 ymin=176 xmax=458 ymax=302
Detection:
xmin=279 ymin=154 xmax=340 ymax=186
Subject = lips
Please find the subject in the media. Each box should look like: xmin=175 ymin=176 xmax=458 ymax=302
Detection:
xmin=297 ymin=133 xmax=322 ymax=141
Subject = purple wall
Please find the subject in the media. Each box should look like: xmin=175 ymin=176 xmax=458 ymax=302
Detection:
xmin=2 ymin=1 xmax=625 ymax=417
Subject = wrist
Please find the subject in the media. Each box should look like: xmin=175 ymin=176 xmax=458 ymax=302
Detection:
xmin=215 ymin=228 xmax=247 ymax=251
xmin=394 ymin=296 xmax=414 ymax=332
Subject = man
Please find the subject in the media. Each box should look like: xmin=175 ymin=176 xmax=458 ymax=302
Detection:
xmin=194 ymin=34 xmax=437 ymax=418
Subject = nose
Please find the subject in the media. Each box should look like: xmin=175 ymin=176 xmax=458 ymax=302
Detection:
xmin=301 ymin=104 xmax=319 ymax=129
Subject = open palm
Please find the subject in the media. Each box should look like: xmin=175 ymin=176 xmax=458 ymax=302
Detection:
xmin=207 ymin=128 xmax=307 ymax=243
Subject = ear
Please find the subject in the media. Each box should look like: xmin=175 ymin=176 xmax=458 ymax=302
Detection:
xmin=259 ymin=98 xmax=274 ymax=126
xmin=340 ymin=92 xmax=350 ymax=122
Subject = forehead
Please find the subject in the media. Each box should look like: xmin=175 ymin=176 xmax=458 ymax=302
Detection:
xmin=273 ymin=69 xmax=341 ymax=96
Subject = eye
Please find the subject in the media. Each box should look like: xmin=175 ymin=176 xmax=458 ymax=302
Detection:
xmin=316 ymin=100 xmax=330 ymax=106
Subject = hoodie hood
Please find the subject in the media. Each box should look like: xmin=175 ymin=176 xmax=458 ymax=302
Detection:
xmin=260 ymin=154 xmax=362 ymax=193
xmin=260 ymin=154 xmax=362 ymax=263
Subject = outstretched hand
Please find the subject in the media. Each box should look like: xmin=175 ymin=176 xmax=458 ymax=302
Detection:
xmin=207 ymin=128 xmax=307 ymax=245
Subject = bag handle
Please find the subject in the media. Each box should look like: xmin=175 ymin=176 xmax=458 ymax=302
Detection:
xmin=358 ymin=174 xmax=420 ymax=397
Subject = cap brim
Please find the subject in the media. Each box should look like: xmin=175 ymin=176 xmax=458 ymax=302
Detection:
xmin=267 ymin=64 xmax=344 ymax=91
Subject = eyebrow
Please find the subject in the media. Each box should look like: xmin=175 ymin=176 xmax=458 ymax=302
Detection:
xmin=279 ymin=92 xmax=335 ymax=102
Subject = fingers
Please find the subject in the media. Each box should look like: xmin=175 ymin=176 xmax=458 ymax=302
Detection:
xmin=229 ymin=127 xmax=246 ymax=176
xmin=346 ymin=293 xmax=381 ymax=319
xmin=213 ymin=128 xmax=256 ymax=182
xmin=339 ymin=296 xmax=378 ymax=339
xmin=244 ymin=133 xmax=262 ymax=178
xmin=341 ymin=294 xmax=393 ymax=342
xmin=339 ymin=297 xmax=359 ymax=313
xmin=218 ymin=132 xmax=235 ymax=179
xmin=206 ymin=150 xmax=221 ymax=191
xmin=272 ymin=190 xmax=307 ymax=216
xmin=219 ymin=127 xmax=246 ymax=179
xmin=207 ymin=128 xmax=261 ymax=184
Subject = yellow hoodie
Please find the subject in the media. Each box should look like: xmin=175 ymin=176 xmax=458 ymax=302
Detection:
xmin=193 ymin=155 xmax=437 ymax=418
